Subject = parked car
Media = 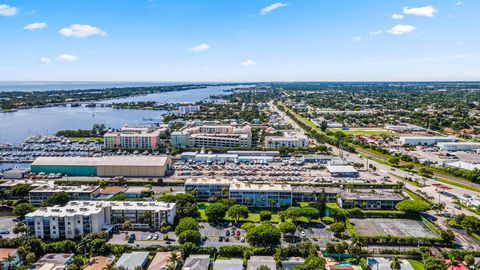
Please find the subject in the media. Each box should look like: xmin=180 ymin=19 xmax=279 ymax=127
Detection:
xmin=153 ymin=234 xmax=159 ymax=240
xmin=225 ymin=230 xmax=230 ymax=236
xmin=146 ymin=234 xmax=153 ymax=240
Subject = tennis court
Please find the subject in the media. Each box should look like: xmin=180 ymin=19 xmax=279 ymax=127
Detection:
xmin=349 ymin=218 xmax=438 ymax=238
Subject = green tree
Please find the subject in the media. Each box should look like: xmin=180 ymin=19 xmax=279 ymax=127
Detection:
xmin=42 ymin=192 xmax=70 ymax=207
xmin=285 ymin=207 xmax=302 ymax=223
xmin=348 ymin=236 xmax=365 ymax=260
xmin=175 ymin=217 xmax=199 ymax=235
xmin=390 ymin=256 xmax=401 ymax=270
xmin=260 ymin=210 xmax=272 ymax=222
xmin=10 ymin=184 xmax=32 ymax=198
xmin=246 ymin=223 xmax=281 ymax=247
xmin=278 ymin=221 xmax=297 ymax=236
xmin=12 ymin=222 xmax=27 ymax=236
xmin=300 ymin=207 xmax=320 ymax=223
xmin=205 ymin=203 xmax=227 ymax=224
xmin=424 ymin=256 xmax=446 ymax=270
xmin=329 ymin=222 xmax=345 ymax=235
xmin=122 ymin=220 xmax=131 ymax=231
xmin=388 ymin=157 xmax=400 ymax=166
xmin=178 ymin=230 xmax=201 ymax=244
xmin=12 ymin=203 xmax=35 ymax=217
xmin=304 ymin=254 xmax=326 ymax=270
xmin=257 ymin=266 xmax=271 ymax=270
xmin=395 ymin=200 xmax=430 ymax=213
xmin=464 ymin=254 xmax=475 ymax=268
xmin=227 ymin=204 xmax=249 ymax=224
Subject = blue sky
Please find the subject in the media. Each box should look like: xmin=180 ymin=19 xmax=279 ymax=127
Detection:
xmin=0 ymin=0 xmax=478 ymax=81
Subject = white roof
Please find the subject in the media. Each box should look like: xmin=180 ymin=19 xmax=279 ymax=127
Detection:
xmin=326 ymin=165 xmax=358 ymax=173
xmin=32 ymin=156 xmax=170 ymax=167
xmin=229 ymin=182 xmax=292 ymax=192
xmin=185 ymin=178 xmax=232 ymax=185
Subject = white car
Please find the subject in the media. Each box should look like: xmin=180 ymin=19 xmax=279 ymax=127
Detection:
xmin=153 ymin=234 xmax=159 ymax=240
xmin=146 ymin=234 xmax=153 ymax=240
xmin=301 ymin=231 xmax=306 ymax=237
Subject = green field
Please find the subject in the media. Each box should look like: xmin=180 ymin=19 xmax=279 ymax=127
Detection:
xmin=408 ymin=259 xmax=425 ymax=270
xmin=331 ymin=128 xmax=388 ymax=136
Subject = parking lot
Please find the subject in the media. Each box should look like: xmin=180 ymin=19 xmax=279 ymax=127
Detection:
xmin=0 ymin=215 xmax=19 ymax=239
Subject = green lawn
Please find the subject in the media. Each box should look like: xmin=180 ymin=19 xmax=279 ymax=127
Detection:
xmin=330 ymin=128 xmax=388 ymax=136
xmin=408 ymin=259 xmax=425 ymax=270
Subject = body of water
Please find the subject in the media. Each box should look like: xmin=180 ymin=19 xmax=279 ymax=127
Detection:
xmin=0 ymin=85 xmax=247 ymax=145
xmin=0 ymin=81 xmax=184 ymax=92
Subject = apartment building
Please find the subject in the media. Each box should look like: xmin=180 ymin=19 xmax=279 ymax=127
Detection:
xmin=264 ymin=132 xmax=308 ymax=149
xmin=337 ymin=191 xmax=404 ymax=210
xmin=171 ymin=124 xmax=252 ymax=148
xmin=103 ymin=125 xmax=168 ymax=150
xmin=184 ymin=178 xmax=232 ymax=201
xmin=25 ymin=200 xmax=176 ymax=239
xmin=291 ymin=186 xmax=342 ymax=203
xmin=229 ymin=182 xmax=292 ymax=207
xmin=29 ymin=185 xmax=101 ymax=205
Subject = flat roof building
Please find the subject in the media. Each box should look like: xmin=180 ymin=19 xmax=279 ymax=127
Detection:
xmin=185 ymin=178 xmax=232 ymax=201
xmin=182 ymin=254 xmax=211 ymax=270
xmin=399 ymin=136 xmax=458 ymax=146
xmin=171 ymin=124 xmax=252 ymax=149
xmin=25 ymin=200 xmax=176 ymax=239
xmin=104 ymin=125 xmax=168 ymax=150
xmin=337 ymin=191 xmax=404 ymax=210
xmin=31 ymin=155 xmax=171 ymax=177
xmin=291 ymin=186 xmax=343 ymax=203
xmin=229 ymin=182 xmax=292 ymax=207
xmin=2 ymin=168 xmax=30 ymax=179
xmin=30 ymin=253 xmax=73 ymax=270
xmin=264 ymin=132 xmax=308 ymax=149
xmin=326 ymin=165 xmax=359 ymax=177
xmin=213 ymin=259 xmax=243 ymax=270
xmin=438 ymin=142 xmax=480 ymax=152
xmin=29 ymin=184 xmax=101 ymax=205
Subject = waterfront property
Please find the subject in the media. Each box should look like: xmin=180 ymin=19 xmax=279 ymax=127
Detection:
xmin=229 ymin=182 xmax=292 ymax=207
xmin=25 ymin=200 xmax=176 ymax=239
xmin=31 ymin=155 xmax=172 ymax=177
xmin=171 ymin=124 xmax=252 ymax=149
xmin=337 ymin=191 xmax=404 ymax=210
xmin=29 ymin=184 xmax=101 ymax=205
xmin=103 ymin=124 xmax=168 ymax=150
xmin=185 ymin=178 xmax=231 ymax=201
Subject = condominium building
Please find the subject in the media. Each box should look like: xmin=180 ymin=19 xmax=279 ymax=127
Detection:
xmin=103 ymin=125 xmax=168 ymax=150
xmin=29 ymin=185 xmax=101 ymax=205
xmin=171 ymin=124 xmax=252 ymax=148
xmin=291 ymin=186 xmax=342 ymax=203
xmin=398 ymin=136 xmax=458 ymax=146
xmin=337 ymin=191 xmax=404 ymax=210
xmin=264 ymin=132 xmax=308 ymax=149
xmin=229 ymin=182 xmax=292 ymax=207
xmin=25 ymin=200 xmax=176 ymax=239
xmin=184 ymin=178 xmax=232 ymax=201
xmin=178 ymin=105 xmax=201 ymax=114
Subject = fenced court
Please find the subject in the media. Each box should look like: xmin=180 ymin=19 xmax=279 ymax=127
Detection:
xmin=349 ymin=218 xmax=438 ymax=238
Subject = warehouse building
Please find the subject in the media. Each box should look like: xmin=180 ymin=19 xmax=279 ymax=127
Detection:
xmin=31 ymin=156 xmax=171 ymax=177
xmin=398 ymin=136 xmax=458 ymax=146
xmin=326 ymin=165 xmax=359 ymax=177
xmin=437 ymin=142 xmax=480 ymax=152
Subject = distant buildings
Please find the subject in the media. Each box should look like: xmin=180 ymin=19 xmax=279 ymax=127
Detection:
xmin=437 ymin=142 xmax=480 ymax=152
xmin=171 ymin=124 xmax=252 ymax=149
xmin=25 ymin=200 xmax=176 ymax=239
xmin=398 ymin=136 xmax=458 ymax=146
xmin=337 ymin=191 xmax=404 ymax=210
xmin=31 ymin=155 xmax=172 ymax=177
xmin=103 ymin=125 xmax=168 ymax=150
xmin=264 ymin=132 xmax=308 ymax=148
xmin=1 ymin=168 xmax=30 ymax=179
xmin=385 ymin=124 xmax=424 ymax=133
xmin=179 ymin=150 xmax=279 ymax=163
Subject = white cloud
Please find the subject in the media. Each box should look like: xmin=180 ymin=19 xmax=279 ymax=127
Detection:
xmin=351 ymin=36 xmax=362 ymax=42
xmin=189 ymin=43 xmax=210 ymax=52
xmin=403 ymin=5 xmax=438 ymax=17
xmin=369 ymin=30 xmax=383 ymax=35
xmin=260 ymin=2 xmax=287 ymax=15
xmin=387 ymin=24 xmax=416 ymax=35
xmin=57 ymin=54 xmax=78 ymax=62
xmin=24 ymin=22 xmax=47 ymax=30
xmin=59 ymin=24 xmax=107 ymax=38
xmin=0 ymin=4 xmax=18 ymax=16
xmin=455 ymin=1 xmax=464 ymax=6
xmin=392 ymin=14 xmax=404 ymax=20
xmin=241 ymin=59 xmax=257 ymax=66
xmin=39 ymin=57 xmax=51 ymax=64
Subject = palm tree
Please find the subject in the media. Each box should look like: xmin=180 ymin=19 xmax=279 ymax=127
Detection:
xmin=390 ymin=256 xmax=401 ymax=270
xmin=348 ymin=236 xmax=365 ymax=262
xmin=168 ymin=252 xmax=183 ymax=270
